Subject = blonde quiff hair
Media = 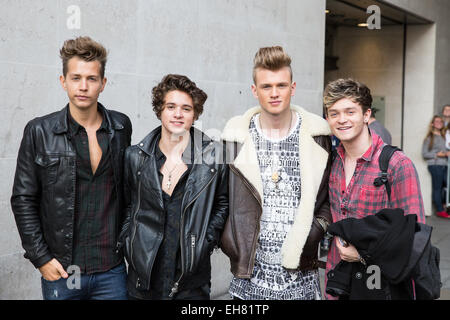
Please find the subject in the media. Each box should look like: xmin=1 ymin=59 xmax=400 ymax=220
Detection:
xmin=252 ymin=46 xmax=293 ymax=84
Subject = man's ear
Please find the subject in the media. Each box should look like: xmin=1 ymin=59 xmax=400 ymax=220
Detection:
xmin=251 ymin=84 xmax=258 ymax=99
xmin=59 ymin=75 xmax=67 ymax=91
xmin=364 ymin=108 xmax=372 ymax=123
xmin=290 ymin=81 xmax=296 ymax=96
xmin=100 ymin=77 xmax=107 ymax=93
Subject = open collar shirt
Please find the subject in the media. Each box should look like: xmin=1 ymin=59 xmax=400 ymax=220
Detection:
xmin=325 ymin=132 xmax=425 ymax=300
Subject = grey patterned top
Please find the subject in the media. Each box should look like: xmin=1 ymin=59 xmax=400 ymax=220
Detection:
xmin=228 ymin=112 xmax=321 ymax=300
xmin=422 ymin=134 xmax=448 ymax=166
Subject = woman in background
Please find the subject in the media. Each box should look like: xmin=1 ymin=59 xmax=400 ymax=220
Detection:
xmin=422 ymin=115 xmax=450 ymax=218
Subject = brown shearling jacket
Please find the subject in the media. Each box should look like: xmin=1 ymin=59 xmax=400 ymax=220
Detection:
xmin=220 ymin=105 xmax=332 ymax=278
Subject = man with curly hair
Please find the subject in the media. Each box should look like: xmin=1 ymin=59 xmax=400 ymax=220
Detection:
xmin=118 ymin=74 xmax=229 ymax=300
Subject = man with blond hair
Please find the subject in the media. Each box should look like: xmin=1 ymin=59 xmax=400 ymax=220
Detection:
xmin=11 ymin=36 xmax=132 ymax=299
xmin=220 ymin=46 xmax=332 ymax=300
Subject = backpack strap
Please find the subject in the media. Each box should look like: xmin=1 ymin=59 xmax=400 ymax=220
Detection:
xmin=331 ymin=148 xmax=338 ymax=162
xmin=373 ymin=145 xmax=401 ymax=201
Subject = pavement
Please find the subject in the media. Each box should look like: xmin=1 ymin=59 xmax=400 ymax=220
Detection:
xmin=318 ymin=214 xmax=450 ymax=300
xmin=427 ymin=214 xmax=450 ymax=299
xmin=216 ymin=214 xmax=450 ymax=300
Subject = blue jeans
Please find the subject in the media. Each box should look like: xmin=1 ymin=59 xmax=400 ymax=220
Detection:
xmin=41 ymin=262 xmax=128 ymax=300
xmin=428 ymin=165 xmax=447 ymax=212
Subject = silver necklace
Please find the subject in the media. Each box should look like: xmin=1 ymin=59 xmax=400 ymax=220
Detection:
xmin=164 ymin=162 xmax=179 ymax=190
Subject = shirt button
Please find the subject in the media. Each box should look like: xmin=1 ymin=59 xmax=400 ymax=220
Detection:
xmin=138 ymin=151 xmax=142 ymax=155
xmin=137 ymin=171 xmax=141 ymax=176
xmin=210 ymin=169 xmax=215 ymax=173
xmin=140 ymin=143 xmax=144 ymax=147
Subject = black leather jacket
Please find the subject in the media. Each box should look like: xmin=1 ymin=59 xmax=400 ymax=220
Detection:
xmin=119 ymin=126 xmax=229 ymax=296
xmin=10 ymin=104 xmax=132 ymax=269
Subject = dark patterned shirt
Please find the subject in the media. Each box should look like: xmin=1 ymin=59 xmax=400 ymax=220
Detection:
xmin=68 ymin=110 xmax=122 ymax=274
xmin=325 ymin=132 xmax=426 ymax=299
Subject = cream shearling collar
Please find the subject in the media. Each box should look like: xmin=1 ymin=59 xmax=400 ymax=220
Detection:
xmin=221 ymin=105 xmax=331 ymax=269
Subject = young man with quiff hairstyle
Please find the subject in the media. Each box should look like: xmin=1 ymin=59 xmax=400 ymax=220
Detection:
xmin=220 ymin=46 xmax=332 ymax=300
xmin=11 ymin=36 xmax=132 ymax=300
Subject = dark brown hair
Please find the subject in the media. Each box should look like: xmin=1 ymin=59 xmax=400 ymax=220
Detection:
xmin=253 ymin=46 xmax=292 ymax=84
xmin=323 ymin=78 xmax=372 ymax=115
xmin=60 ymin=36 xmax=108 ymax=78
xmin=152 ymin=74 xmax=207 ymax=120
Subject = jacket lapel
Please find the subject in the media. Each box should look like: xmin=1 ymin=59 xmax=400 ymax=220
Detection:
xmin=281 ymin=106 xmax=330 ymax=268
xmin=222 ymin=105 xmax=331 ymax=269
xmin=182 ymin=133 xmax=217 ymax=209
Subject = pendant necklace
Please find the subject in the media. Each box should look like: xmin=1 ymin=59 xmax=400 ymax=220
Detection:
xmin=260 ymin=111 xmax=292 ymax=184
xmin=165 ymin=162 xmax=179 ymax=190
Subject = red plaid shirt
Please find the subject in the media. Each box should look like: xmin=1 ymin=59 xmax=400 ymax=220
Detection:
xmin=325 ymin=132 xmax=425 ymax=300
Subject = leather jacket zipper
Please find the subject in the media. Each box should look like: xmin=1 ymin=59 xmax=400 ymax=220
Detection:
xmin=169 ymin=171 xmax=217 ymax=298
xmin=130 ymin=154 xmax=146 ymax=277
xmin=189 ymin=234 xmax=196 ymax=272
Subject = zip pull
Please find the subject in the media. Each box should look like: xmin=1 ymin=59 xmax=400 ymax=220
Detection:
xmin=169 ymin=282 xmax=179 ymax=298
xmin=190 ymin=234 xmax=196 ymax=272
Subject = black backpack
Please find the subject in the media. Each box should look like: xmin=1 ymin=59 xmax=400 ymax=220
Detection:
xmin=373 ymin=145 xmax=442 ymax=300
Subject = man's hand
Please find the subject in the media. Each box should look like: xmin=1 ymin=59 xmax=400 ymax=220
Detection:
xmin=39 ymin=258 xmax=68 ymax=281
xmin=336 ymin=237 xmax=360 ymax=262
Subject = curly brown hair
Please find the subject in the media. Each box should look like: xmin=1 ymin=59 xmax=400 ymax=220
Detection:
xmin=323 ymin=78 xmax=372 ymax=115
xmin=152 ymin=74 xmax=207 ymax=120
xmin=60 ymin=36 xmax=108 ymax=78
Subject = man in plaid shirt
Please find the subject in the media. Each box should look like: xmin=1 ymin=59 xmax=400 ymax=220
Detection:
xmin=323 ymin=78 xmax=425 ymax=300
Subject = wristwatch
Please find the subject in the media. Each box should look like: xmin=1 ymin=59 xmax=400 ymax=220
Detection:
xmin=316 ymin=217 xmax=330 ymax=232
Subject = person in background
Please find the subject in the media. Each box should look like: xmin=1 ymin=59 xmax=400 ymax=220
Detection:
xmin=368 ymin=107 xmax=392 ymax=145
xmin=441 ymin=104 xmax=450 ymax=126
xmin=422 ymin=115 xmax=450 ymax=218
xmin=442 ymin=105 xmax=450 ymax=149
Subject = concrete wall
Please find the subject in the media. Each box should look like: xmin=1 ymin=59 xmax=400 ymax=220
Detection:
xmin=384 ymin=0 xmax=450 ymax=112
xmin=383 ymin=0 xmax=450 ymax=216
xmin=0 ymin=0 xmax=327 ymax=299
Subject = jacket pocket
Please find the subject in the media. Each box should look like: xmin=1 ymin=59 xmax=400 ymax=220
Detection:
xmin=35 ymin=154 xmax=60 ymax=185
